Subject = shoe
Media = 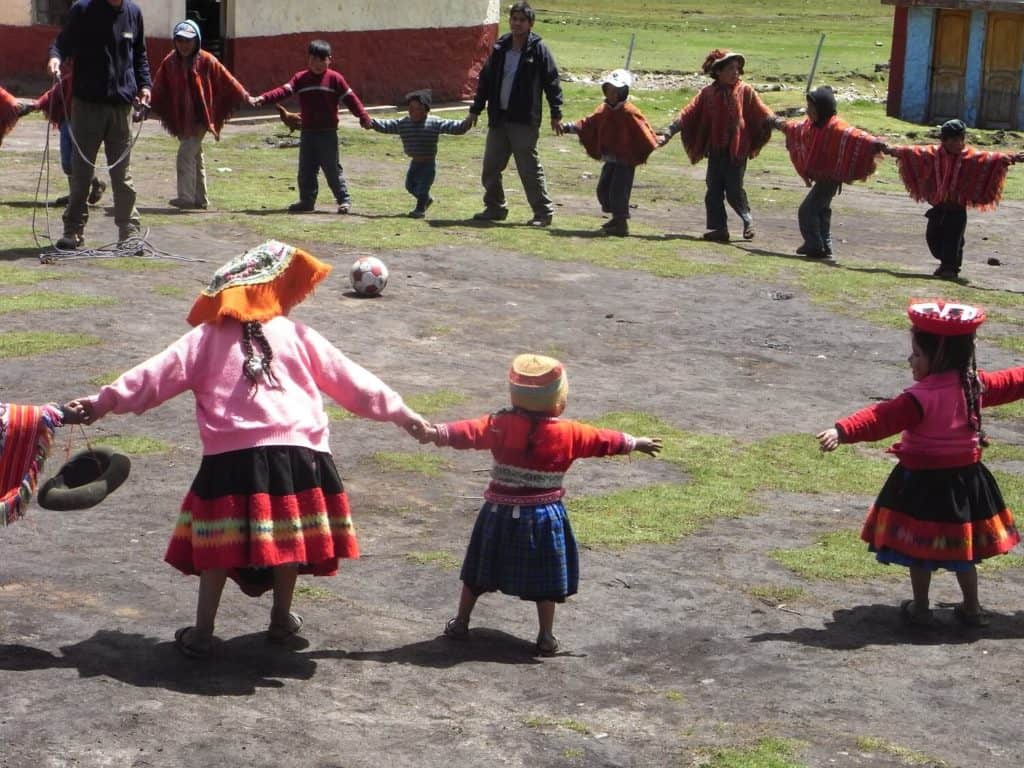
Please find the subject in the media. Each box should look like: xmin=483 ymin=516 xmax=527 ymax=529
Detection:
xmin=953 ymin=603 xmax=990 ymax=628
xmin=443 ymin=617 xmax=470 ymax=640
xmin=802 ymin=248 xmax=829 ymax=259
xmin=933 ymin=266 xmax=960 ymax=280
xmin=267 ymin=611 xmax=304 ymax=644
xmin=55 ymin=233 xmax=83 ymax=250
xmin=795 ymin=244 xmax=811 ymax=255
xmin=528 ymin=214 xmax=553 ymax=227
xmin=742 ymin=220 xmax=755 ymax=240
xmin=337 ymin=201 xmax=351 ymax=214
xmin=702 ymin=229 xmax=730 ymax=242
xmin=54 ymin=194 xmax=70 ymax=206
xmin=288 ymin=201 xmax=315 ymax=213
xmin=421 ymin=196 xmax=434 ymax=213
xmin=900 ymin=599 xmax=933 ymax=627
xmin=472 ymin=207 xmax=508 ymax=222
xmin=408 ymin=208 xmax=425 ymax=219
xmin=168 ymin=197 xmax=196 ymax=209
xmin=174 ymin=626 xmax=215 ymax=658
xmin=602 ymin=219 xmax=629 ymax=237
xmin=87 ymin=178 xmax=107 ymax=205
xmin=535 ymin=631 xmax=560 ymax=656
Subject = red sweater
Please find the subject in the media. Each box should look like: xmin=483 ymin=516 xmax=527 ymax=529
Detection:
xmin=835 ymin=366 xmax=1024 ymax=469
xmin=258 ymin=68 xmax=369 ymax=131
xmin=436 ymin=410 xmax=636 ymax=505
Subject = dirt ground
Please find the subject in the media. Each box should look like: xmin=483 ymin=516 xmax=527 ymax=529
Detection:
xmin=2 ymin=118 xmax=1024 ymax=768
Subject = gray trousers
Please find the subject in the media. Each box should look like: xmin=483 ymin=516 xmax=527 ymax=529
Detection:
xmin=798 ymin=180 xmax=840 ymax=252
xmin=298 ymin=129 xmax=349 ymax=205
xmin=596 ymin=162 xmax=635 ymax=219
xmin=176 ymin=130 xmax=208 ymax=207
xmin=705 ymin=150 xmax=751 ymax=231
xmin=64 ymin=97 xmax=140 ymax=237
xmin=481 ymin=119 xmax=552 ymax=217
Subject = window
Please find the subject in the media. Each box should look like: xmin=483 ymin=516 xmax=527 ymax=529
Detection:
xmin=35 ymin=0 xmax=74 ymax=26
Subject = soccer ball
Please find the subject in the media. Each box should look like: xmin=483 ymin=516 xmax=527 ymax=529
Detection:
xmin=349 ymin=256 xmax=389 ymax=297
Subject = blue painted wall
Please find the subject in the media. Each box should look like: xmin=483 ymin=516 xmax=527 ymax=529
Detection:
xmin=901 ymin=8 xmax=935 ymax=123
xmin=1019 ymin=66 xmax=1024 ymax=129
xmin=961 ymin=11 xmax=987 ymax=124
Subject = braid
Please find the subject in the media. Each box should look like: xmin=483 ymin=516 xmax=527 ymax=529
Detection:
xmin=962 ymin=349 xmax=988 ymax=447
xmin=241 ymin=321 xmax=277 ymax=390
xmin=249 ymin=323 xmax=278 ymax=385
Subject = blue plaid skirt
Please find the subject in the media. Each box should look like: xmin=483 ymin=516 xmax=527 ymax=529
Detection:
xmin=460 ymin=501 xmax=579 ymax=602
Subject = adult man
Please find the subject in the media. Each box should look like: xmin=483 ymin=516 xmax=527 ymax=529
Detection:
xmin=47 ymin=0 xmax=151 ymax=250
xmin=468 ymin=1 xmax=563 ymax=227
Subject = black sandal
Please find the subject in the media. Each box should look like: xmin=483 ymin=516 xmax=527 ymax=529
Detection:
xmin=174 ymin=626 xmax=215 ymax=658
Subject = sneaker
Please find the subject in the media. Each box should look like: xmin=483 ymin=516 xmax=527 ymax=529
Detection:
xmin=472 ymin=207 xmax=508 ymax=222
xmin=443 ymin=617 xmax=469 ymax=640
xmin=527 ymin=214 xmax=553 ymax=227
xmin=535 ymin=631 xmax=560 ymax=656
xmin=118 ymin=227 xmax=143 ymax=255
xmin=602 ymin=219 xmax=629 ymax=237
xmin=288 ymin=201 xmax=315 ymax=213
xmin=742 ymin=220 xmax=755 ymax=240
xmin=933 ymin=266 xmax=960 ymax=280
xmin=168 ymin=197 xmax=196 ymax=209
xmin=337 ymin=201 xmax=352 ymax=214
xmin=87 ymin=178 xmax=107 ymax=205
xmin=55 ymin=233 xmax=83 ymax=250
xmin=408 ymin=208 xmax=425 ymax=219
xmin=702 ymin=228 xmax=730 ymax=242
xmin=54 ymin=194 xmax=70 ymax=206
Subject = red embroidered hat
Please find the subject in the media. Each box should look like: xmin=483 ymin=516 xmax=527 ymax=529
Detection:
xmin=702 ymin=49 xmax=745 ymax=76
xmin=907 ymin=299 xmax=985 ymax=336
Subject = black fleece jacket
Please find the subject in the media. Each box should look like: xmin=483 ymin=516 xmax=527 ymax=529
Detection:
xmin=470 ymin=32 xmax=563 ymax=128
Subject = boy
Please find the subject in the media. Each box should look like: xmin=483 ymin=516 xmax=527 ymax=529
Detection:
xmin=367 ymin=90 xmax=472 ymax=218
xmin=150 ymin=20 xmax=250 ymax=210
xmin=883 ymin=119 xmax=1024 ymax=279
xmin=560 ymin=69 xmax=659 ymax=236
xmin=253 ymin=40 xmax=371 ymax=214
xmin=771 ymin=85 xmax=884 ymax=258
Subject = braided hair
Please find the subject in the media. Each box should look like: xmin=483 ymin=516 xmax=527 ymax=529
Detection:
xmin=241 ymin=321 xmax=278 ymax=390
xmin=912 ymin=329 xmax=987 ymax=446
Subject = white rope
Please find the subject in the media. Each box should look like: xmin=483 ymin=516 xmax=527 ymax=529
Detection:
xmin=54 ymin=72 xmax=146 ymax=173
xmin=39 ymin=229 xmax=207 ymax=264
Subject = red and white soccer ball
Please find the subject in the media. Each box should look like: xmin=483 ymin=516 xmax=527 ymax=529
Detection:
xmin=349 ymin=256 xmax=389 ymax=297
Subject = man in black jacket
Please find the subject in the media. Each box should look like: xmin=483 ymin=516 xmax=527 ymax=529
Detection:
xmin=47 ymin=0 xmax=151 ymax=250
xmin=468 ymin=2 xmax=563 ymax=227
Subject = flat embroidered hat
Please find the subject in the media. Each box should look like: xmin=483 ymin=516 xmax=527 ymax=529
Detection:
xmin=703 ymin=49 xmax=745 ymax=75
xmin=907 ymin=299 xmax=985 ymax=336
xmin=186 ymin=240 xmax=332 ymax=326
xmin=508 ymin=354 xmax=569 ymax=414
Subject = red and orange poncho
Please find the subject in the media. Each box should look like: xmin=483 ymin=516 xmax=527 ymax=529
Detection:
xmin=572 ymin=101 xmax=659 ymax=167
xmin=150 ymin=49 xmax=248 ymax=140
xmin=776 ymin=114 xmax=881 ymax=185
xmin=888 ymin=143 xmax=1016 ymax=210
xmin=674 ymin=81 xmax=773 ymax=164
xmin=0 ymin=85 xmax=22 ymax=146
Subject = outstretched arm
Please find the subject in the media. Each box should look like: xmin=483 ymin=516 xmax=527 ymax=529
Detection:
xmin=633 ymin=437 xmax=662 ymax=455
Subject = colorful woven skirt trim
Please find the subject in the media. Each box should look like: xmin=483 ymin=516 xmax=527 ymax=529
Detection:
xmin=0 ymin=403 xmax=61 ymax=527
xmin=460 ymin=501 xmax=579 ymax=603
xmin=164 ymin=446 xmax=358 ymax=577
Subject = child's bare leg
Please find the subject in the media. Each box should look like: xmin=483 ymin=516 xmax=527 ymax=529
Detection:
xmin=955 ymin=565 xmax=980 ymax=613
xmin=270 ymin=564 xmax=299 ymax=626
xmin=536 ymin=600 xmax=556 ymax=637
xmin=455 ymin=583 xmax=479 ymax=624
xmin=909 ymin=565 xmax=931 ymax=611
xmin=195 ymin=568 xmax=228 ymax=635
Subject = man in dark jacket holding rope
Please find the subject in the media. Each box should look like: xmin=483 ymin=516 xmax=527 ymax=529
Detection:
xmin=47 ymin=0 xmax=151 ymax=250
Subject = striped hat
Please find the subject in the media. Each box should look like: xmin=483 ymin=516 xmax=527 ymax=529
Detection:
xmin=508 ymin=354 xmax=568 ymax=414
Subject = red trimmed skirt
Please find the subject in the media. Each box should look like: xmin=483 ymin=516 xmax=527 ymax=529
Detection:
xmin=164 ymin=446 xmax=359 ymax=586
xmin=861 ymin=462 xmax=1019 ymax=571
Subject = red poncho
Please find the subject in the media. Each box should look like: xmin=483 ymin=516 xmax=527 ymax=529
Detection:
xmin=0 ymin=403 xmax=61 ymax=527
xmin=676 ymin=80 xmax=773 ymax=164
xmin=35 ymin=75 xmax=73 ymax=126
xmin=777 ymin=115 xmax=881 ymax=185
xmin=150 ymin=49 xmax=247 ymax=140
xmin=573 ymin=101 xmax=659 ymax=167
xmin=889 ymin=144 xmax=1015 ymax=210
xmin=0 ymin=85 xmax=21 ymax=146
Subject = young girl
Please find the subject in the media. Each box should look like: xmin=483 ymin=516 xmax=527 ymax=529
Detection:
xmin=150 ymin=20 xmax=250 ymax=210
xmin=817 ymin=300 xmax=1024 ymax=627
xmin=771 ymin=85 xmax=884 ymax=259
xmin=415 ymin=354 xmax=661 ymax=655
xmin=560 ymin=69 xmax=660 ymax=237
xmin=63 ymin=240 xmax=426 ymax=657
xmin=0 ymin=83 xmax=30 ymax=147
xmin=658 ymin=49 xmax=774 ymax=242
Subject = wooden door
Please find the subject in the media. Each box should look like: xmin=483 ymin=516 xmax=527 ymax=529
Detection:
xmin=929 ymin=10 xmax=970 ymax=123
xmin=980 ymin=13 xmax=1024 ymax=129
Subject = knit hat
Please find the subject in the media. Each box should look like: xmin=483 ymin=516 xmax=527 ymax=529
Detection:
xmin=186 ymin=240 xmax=332 ymax=326
xmin=508 ymin=354 xmax=568 ymax=414
xmin=940 ymin=119 xmax=967 ymax=139
xmin=702 ymin=49 xmax=745 ymax=76
xmin=405 ymin=89 xmax=432 ymax=110
xmin=907 ymin=299 xmax=985 ymax=336
xmin=806 ymin=85 xmax=837 ymax=124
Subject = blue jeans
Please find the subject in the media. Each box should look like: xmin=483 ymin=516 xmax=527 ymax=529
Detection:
xmin=298 ymin=129 xmax=349 ymax=205
xmin=59 ymin=120 xmax=73 ymax=176
xmin=405 ymin=159 xmax=436 ymax=207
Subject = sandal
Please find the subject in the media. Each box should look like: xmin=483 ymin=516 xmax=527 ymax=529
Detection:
xmin=174 ymin=626 xmax=215 ymax=658
xmin=742 ymin=220 xmax=755 ymax=240
xmin=953 ymin=604 xmax=990 ymax=628
xmin=443 ymin=617 xmax=469 ymax=640
xmin=267 ymin=611 xmax=303 ymax=644
xmin=900 ymin=599 xmax=933 ymax=627
xmin=535 ymin=631 xmax=560 ymax=656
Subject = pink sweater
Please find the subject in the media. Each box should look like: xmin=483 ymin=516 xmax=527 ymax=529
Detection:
xmin=88 ymin=316 xmax=418 ymax=455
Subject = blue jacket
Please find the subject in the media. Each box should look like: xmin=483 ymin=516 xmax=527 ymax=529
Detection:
xmin=50 ymin=0 xmax=151 ymax=104
xmin=471 ymin=32 xmax=563 ymax=128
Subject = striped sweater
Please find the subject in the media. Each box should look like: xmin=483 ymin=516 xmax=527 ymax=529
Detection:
xmin=258 ymin=68 xmax=368 ymax=131
xmin=369 ymin=115 xmax=470 ymax=158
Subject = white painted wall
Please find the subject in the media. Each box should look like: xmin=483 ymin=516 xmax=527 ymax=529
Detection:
xmin=137 ymin=0 xmax=185 ymax=38
xmin=0 ymin=0 xmax=32 ymax=26
xmin=227 ymin=0 xmax=498 ymax=38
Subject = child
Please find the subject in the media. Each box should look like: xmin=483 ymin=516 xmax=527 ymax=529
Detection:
xmin=817 ymin=299 xmax=1024 ymax=627
xmin=0 ymin=83 xmax=30 ymax=147
xmin=367 ymin=89 xmax=472 ymax=218
xmin=883 ymin=119 xmax=1024 ymax=280
xmin=0 ymin=403 xmax=65 ymax=528
xmin=150 ymin=20 xmax=250 ymax=210
xmin=253 ymin=40 xmax=372 ymax=214
xmin=560 ymin=69 xmax=659 ymax=237
xmin=771 ymin=85 xmax=883 ymax=258
xmin=658 ymin=49 xmax=774 ymax=242
xmin=414 ymin=354 xmax=661 ymax=655
xmin=31 ymin=73 xmax=106 ymax=207
xmin=62 ymin=240 xmax=427 ymax=657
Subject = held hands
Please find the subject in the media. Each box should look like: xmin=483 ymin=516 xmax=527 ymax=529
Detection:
xmin=467 ymin=112 xmax=479 ymax=128
xmin=46 ymin=57 xmax=61 ymax=78
xmin=359 ymin=114 xmax=373 ymax=130
xmin=402 ymin=417 xmax=437 ymax=444
xmin=656 ymin=133 xmax=672 ymax=148
xmin=61 ymin=399 xmax=96 ymax=426
xmin=551 ymin=116 xmax=563 ymax=136
xmin=248 ymin=95 xmax=263 ymax=108
xmin=816 ymin=428 xmax=840 ymax=452
xmin=634 ymin=437 xmax=662 ymax=456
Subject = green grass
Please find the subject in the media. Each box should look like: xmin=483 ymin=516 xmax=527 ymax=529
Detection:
xmin=697 ymin=737 xmax=808 ymax=768
xmin=371 ymin=451 xmax=450 ymax=477
xmin=404 ymin=390 xmax=470 ymax=418
xmin=404 ymin=551 xmax=460 ymax=570
xmin=294 ymin=583 xmax=335 ymax=601
xmin=0 ymin=265 xmax=63 ymax=286
xmin=0 ymin=293 xmax=113 ymax=314
xmin=87 ymin=371 xmax=123 ymax=387
xmin=324 ymin=403 xmax=353 ymax=421
xmin=94 ymin=256 xmax=176 ymax=272
xmin=747 ymin=585 xmax=806 ymax=605
xmin=523 ymin=716 xmax=590 ymax=735
xmin=855 ymin=736 xmax=947 ymax=767
xmin=0 ymin=331 xmax=100 ymax=359
xmin=770 ymin=530 xmax=899 ymax=581
xmin=91 ymin=435 xmax=172 ymax=455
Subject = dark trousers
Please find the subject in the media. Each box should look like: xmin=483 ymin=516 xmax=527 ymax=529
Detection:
xmin=405 ymin=158 xmax=437 ymax=208
xmin=798 ymin=180 xmax=840 ymax=253
xmin=925 ymin=204 xmax=967 ymax=273
xmin=597 ymin=161 xmax=635 ymax=220
xmin=705 ymin=150 xmax=751 ymax=231
xmin=298 ymin=129 xmax=349 ymax=205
